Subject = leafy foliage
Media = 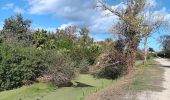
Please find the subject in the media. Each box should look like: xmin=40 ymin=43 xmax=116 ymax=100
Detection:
xmin=32 ymin=29 xmax=48 ymax=49
xmin=1 ymin=14 xmax=32 ymax=44
xmin=0 ymin=44 xmax=46 ymax=90
xmin=0 ymin=14 xmax=105 ymax=90
xmin=70 ymin=44 xmax=102 ymax=68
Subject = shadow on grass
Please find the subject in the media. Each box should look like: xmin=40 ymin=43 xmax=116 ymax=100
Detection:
xmin=75 ymin=82 xmax=94 ymax=87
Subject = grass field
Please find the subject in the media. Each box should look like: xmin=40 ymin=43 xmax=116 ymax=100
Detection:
xmin=0 ymin=74 xmax=116 ymax=100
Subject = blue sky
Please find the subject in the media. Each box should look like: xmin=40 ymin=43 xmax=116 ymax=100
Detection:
xmin=0 ymin=0 xmax=170 ymax=51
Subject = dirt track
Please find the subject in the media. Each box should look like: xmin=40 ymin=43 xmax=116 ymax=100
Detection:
xmin=137 ymin=58 xmax=170 ymax=100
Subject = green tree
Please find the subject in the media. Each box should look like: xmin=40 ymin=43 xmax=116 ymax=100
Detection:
xmin=32 ymin=29 xmax=48 ymax=49
xmin=78 ymin=28 xmax=93 ymax=47
xmin=1 ymin=14 xmax=31 ymax=43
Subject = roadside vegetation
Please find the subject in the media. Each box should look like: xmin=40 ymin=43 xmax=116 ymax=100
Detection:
xmin=0 ymin=0 xmax=169 ymax=100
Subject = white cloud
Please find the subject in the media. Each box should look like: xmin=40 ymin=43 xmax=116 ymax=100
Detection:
xmin=146 ymin=0 xmax=157 ymax=7
xmin=27 ymin=0 xmax=170 ymax=34
xmin=27 ymin=0 xmax=117 ymax=33
xmin=0 ymin=22 xmax=3 ymax=30
xmin=152 ymin=7 xmax=170 ymax=22
xmin=1 ymin=3 xmax=25 ymax=14
xmin=32 ymin=24 xmax=56 ymax=32
xmin=58 ymin=23 xmax=73 ymax=30
xmin=14 ymin=7 xmax=25 ymax=14
xmin=2 ymin=3 xmax=14 ymax=10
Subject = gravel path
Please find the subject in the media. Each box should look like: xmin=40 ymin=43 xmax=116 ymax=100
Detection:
xmin=138 ymin=58 xmax=170 ymax=100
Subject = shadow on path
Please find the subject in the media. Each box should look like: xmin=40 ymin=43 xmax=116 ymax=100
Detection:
xmin=162 ymin=66 xmax=170 ymax=68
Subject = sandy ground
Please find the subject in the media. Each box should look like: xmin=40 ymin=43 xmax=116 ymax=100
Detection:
xmin=137 ymin=58 xmax=170 ymax=100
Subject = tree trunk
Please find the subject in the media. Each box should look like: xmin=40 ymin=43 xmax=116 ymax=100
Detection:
xmin=143 ymin=36 xmax=148 ymax=64
xmin=125 ymin=39 xmax=139 ymax=74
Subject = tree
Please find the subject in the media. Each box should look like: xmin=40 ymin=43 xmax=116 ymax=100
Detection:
xmin=161 ymin=35 xmax=170 ymax=51
xmin=78 ymin=28 xmax=93 ymax=47
xmin=97 ymin=0 xmax=152 ymax=73
xmin=149 ymin=47 xmax=155 ymax=52
xmin=32 ymin=29 xmax=48 ymax=49
xmin=1 ymin=14 xmax=31 ymax=43
xmin=141 ymin=10 xmax=166 ymax=64
xmin=55 ymin=26 xmax=77 ymax=42
xmin=159 ymin=35 xmax=170 ymax=58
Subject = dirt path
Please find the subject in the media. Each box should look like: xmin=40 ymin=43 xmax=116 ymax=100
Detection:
xmin=86 ymin=59 xmax=170 ymax=100
xmin=137 ymin=58 xmax=170 ymax=100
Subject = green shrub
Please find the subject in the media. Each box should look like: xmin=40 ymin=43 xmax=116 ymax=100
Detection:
xmin=55 ymin=37 xmax=74 ymax=50
xmin=86 ymin=44 xmax=102 ymax=64
xmin=158 ymin=50 xmax=170 ymax=58
xmin=157 ymin=51 xmax=164 ymax=58
xmin=70 ymin=44 xmax=102 ymax=65
xmin=0 ymin=44 xmax=47 ymax=91
xmin=69 ymin=44 xmax=102 ymax=74
xmin=0 ymin=44 xmax=77 ymax=90
xmin=147 ymin=53 xmax=156 ymax=59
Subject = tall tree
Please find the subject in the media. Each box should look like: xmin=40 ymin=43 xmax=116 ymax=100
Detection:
xmin=161 ymin=35 xmax=170 ymax=51
xmin=97 ymin=0 xmax=153 ymax=73
xmin=142 ymin=10 xmax=167 ymax=64
xmin=1 ymin=14 xmax=31 ymax=43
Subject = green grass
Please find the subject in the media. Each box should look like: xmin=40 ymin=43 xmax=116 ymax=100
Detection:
xmin=0 ymin=83 xmax=55 ymax=100
xmin=0 ymin=74 xmax=115 ymax=100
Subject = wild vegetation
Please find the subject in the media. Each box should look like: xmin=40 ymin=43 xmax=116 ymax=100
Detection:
xmin=0 ymin=14 xmax=105 ymax=90
xmin=0 ymin=0 xmax=169 ymax=99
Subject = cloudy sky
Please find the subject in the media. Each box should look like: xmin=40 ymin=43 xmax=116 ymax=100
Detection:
xmin=0 ymin=0 xmax=170 ymax=50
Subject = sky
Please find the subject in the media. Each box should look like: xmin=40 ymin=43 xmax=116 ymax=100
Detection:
xmin=0 ymin=0 xmax=170 ymax=51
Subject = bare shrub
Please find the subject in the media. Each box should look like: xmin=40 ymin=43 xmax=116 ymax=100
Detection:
xmin=92 ymin=51 xmax=126 ymax=79
xmin=44 ymin=50 xmax=77 ymax=87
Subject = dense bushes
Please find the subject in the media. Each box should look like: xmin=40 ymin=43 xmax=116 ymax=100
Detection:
xmin=0 ymin=14 xmax=105 ymax=91
xmin=157 ymin=50 xmax=170 ymax=58
xmin=164 ymin=50 xmax=170 ymax=58
xmin=0 ymin=44 xmax=47 ymax=90
xmin=0 ymin=44 xmax=78 ymax=90
xmin=70 ymin=44 xmax=102 ymax=73
xmin=0 ymin=30 xmax=103 ymax=90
